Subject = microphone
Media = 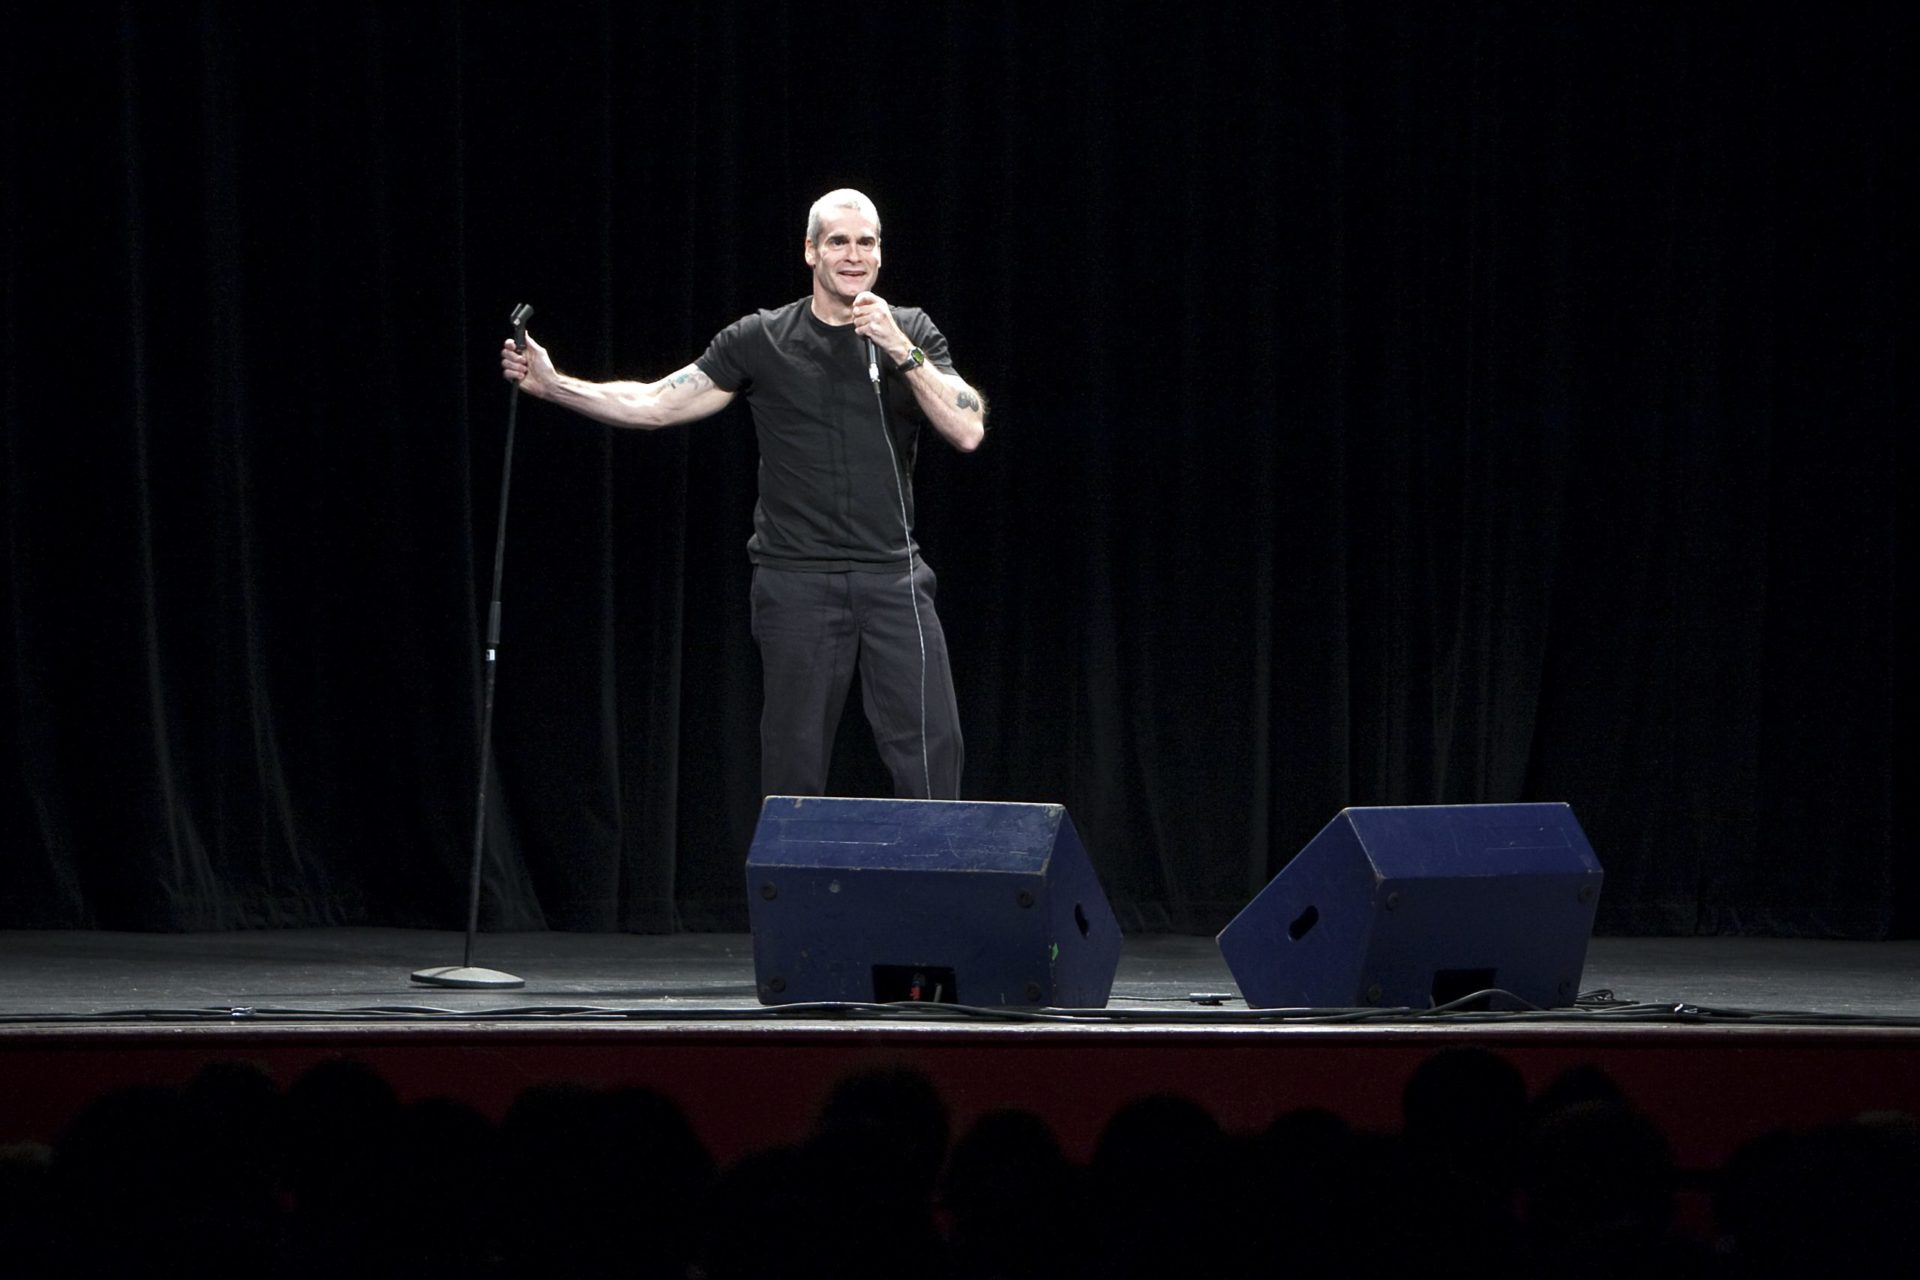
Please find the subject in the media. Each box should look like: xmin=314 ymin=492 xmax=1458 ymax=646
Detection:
xmin=509 ymin=302 xmax=534 ymax=351
xmin=865 ymin=339 xmax=879 ymax=386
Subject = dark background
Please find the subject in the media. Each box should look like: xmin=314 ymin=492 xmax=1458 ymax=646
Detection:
xmin=1 ymin=2 xmax=1909 ymax=937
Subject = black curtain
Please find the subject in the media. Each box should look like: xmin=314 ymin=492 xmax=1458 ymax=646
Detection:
xmin=2 ymin=2 xmax=1908 ymax=937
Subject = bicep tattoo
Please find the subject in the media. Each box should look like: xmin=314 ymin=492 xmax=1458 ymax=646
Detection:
xmin=664 ymin=364 xmax=718 ymax=404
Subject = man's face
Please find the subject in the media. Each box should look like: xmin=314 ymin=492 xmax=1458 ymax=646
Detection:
xmin=805 ymin=206 xmax=882 ymax=305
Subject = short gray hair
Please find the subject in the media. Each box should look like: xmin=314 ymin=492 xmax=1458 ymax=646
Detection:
xmin=805 ymin=188 xmax=882 ymax=244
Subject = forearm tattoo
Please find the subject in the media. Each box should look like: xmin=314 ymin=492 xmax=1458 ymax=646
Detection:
xmin=956 ymin=390 xmax=981 ymax=413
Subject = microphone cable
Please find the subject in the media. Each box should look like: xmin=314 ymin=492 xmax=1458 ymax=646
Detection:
xmin=867 ymin=340 xmax=934 ymax=800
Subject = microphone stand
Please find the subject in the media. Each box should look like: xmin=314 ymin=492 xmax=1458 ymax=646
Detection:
xmin=411 ymin=302 xmax=536 ymax=990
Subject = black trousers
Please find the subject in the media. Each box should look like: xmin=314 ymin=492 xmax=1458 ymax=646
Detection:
xmin=749 ymin=562 xmax=963 ymax=800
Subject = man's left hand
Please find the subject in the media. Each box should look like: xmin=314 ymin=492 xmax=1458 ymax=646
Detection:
xmin=850 ymin=292 xmax=911 ymax=362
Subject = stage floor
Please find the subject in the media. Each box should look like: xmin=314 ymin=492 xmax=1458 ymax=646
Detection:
xmin=4 ymin=929 xmax=1919 ymax=1025
xmin=8 ymin=929 xmax=1920 ymax=1177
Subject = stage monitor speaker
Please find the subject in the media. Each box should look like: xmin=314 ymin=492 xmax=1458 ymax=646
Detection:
xmin=746 ymin=796 xmax=1122 ymax=1008
xmin=1216 ymin=803 xmax=1603 ymax=1010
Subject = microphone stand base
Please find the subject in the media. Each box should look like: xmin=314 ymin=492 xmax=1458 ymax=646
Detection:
xmin=409 ymin=965 xmax=526 ymax=990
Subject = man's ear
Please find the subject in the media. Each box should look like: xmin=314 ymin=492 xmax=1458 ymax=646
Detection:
xmin=803 ymin=238 xmax=818 ymax=266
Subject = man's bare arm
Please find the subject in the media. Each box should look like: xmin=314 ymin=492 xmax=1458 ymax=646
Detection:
xmin=501 ymin=333 xmax=735 ymax=429
xmin=846 ymin=293 xmax=985 ymax=452
xmin=898 ymin=366 xmax=987 ymax=452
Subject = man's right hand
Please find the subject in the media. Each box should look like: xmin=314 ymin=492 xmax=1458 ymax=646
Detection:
xmin=500 ymin=331 xmax=556 ymax=398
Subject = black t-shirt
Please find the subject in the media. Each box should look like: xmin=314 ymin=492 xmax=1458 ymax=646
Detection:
xmin=696 ymin=297 xmax=955 ymax=572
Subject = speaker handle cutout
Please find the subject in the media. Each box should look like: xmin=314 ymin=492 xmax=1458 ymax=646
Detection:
xmin=1288 ymin=905 xmax=1320 ymax=941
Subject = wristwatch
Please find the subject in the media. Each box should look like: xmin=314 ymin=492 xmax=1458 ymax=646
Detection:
xmin=895 ymin=346 xmax=926 ymax=374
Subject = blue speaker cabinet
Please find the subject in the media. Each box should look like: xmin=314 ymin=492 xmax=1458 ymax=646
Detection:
xmin=1217 ymin=803 xmax=1604 ymax=1010
xmin=746 ymin=797 xmax=1122 ymax=1008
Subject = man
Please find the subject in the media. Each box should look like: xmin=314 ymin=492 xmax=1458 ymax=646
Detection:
xmin=500 ymin=188 xmax=985 ymax=802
